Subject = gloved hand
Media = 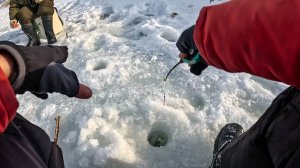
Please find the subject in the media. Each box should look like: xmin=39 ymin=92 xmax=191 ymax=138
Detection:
xmin=3 ymin=42 xmax=93 ymax=100
xmin=34 ymin=0 xmax=43 ymax=3
xmin=176 ymin=25 xmax=198 ymax=56
xmin=10 ymin=20 xmax=19 ymax=28
xmin=13 ymin=44 xmax=70 ymax=99
xmin=18 ymin=61 xmax=92 ymax=99
xmin=176 ymin=25 xmax=208 ymax=75
xmin=0 ymin=41 xmax=81 ymax=100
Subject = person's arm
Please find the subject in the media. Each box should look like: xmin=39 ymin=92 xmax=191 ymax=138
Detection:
xmin=193 ymin=0 xmax=300 ymax=88
xmin=0 ymin=41 xmax=92 ymax=99
xmin=9 ymin=0 xmax=20 ymax=28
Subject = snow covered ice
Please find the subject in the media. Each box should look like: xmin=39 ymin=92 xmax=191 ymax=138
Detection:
xmin=0 ymin=0 xmax=288 ymax=167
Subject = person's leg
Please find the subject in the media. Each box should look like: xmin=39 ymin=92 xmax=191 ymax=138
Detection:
xmin=17 ymin=6 xmax=41 ymax=46
xmin=0 ymin=114 xmax=49 ymax=168
xmin=37 ymin=0 xmax=57 ymax=44
xmin=210 ymin=86 xmax=300 ymax=168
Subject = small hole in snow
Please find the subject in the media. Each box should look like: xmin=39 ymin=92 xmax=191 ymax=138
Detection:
xmin=93 ymin=62 xmax=108 ymax=71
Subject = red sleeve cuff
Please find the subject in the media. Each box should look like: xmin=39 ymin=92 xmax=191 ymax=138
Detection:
xmin=0 ymin=68 xmax=18 ymax=133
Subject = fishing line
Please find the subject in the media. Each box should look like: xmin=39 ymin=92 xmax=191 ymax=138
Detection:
xmin=163 ymin=60 xmax=183 ymax=105
xmin=163 ymin=54 xmax=200 ymax=105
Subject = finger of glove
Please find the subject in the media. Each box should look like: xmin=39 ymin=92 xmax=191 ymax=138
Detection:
xmin=31 ymin=92 xmax=48 ymax=99
xmin=39 ymin=63 xmax=79 ymax=97
xmin=190 ymin=62 xmax=208 ymax=76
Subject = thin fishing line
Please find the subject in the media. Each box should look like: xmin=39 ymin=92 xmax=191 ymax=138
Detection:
xmin=163 ymin=60 xmax=182 ymax=105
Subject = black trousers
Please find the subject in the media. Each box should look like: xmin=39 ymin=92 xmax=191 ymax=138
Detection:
xmin=0 ymin=114 xmax=65 ymax=168
xmin=216 ymin=86 xmax=300 ymax=168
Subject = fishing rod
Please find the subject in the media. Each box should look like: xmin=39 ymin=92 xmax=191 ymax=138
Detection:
xmin=164 ymin=53 xmax=201 ymax=81
xmin=164 ymin=60 xmax=183 ymax=81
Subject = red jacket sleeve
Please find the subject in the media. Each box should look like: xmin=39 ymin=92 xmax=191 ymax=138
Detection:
xmin=0 ymin=68 xmax=18 ymax=133
xmin=194 ymin=0 xmax=300 ymax=88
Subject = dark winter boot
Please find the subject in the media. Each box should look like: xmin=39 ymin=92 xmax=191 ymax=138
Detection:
xmin=210 ymin=123 xmax=244 ymax=168
xmin=21 ymin=23 xmax=41 ymax=46
xmin=41 ymin=15 xmax=57 ymax=44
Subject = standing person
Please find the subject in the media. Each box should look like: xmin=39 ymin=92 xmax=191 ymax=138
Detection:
xmin=9 ymin=0 xmax=57 ymax=46
xmin=0 ymin=41 xmax=92 ymax=167
xmin=176 ymin=0 xmax=300 ymax=167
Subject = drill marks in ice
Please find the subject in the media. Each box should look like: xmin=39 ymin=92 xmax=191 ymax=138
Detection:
xmin=76 ymin=109 xmax=136 ymax=166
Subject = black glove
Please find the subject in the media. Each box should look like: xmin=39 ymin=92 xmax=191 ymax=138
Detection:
xmin=0 ymin=41 xmax=73 ymax=99
xmin=17 ymin=45 xmax=69 ymax=99
xmin=176 ymin=25 xmax=198 ymax=56
xmin=190 ymin=61 xmax=208 ymax=76
xmin=176 ymin=25 xmax=208 ymax=75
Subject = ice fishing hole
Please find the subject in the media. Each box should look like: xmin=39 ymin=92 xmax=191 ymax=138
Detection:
xmin=93 ymin=62 xmax=108 ymax=71
xmin=147 ymin=123 xmax=170 ymax=147
xmin=190 ymin=95 xmax=205 ymax=110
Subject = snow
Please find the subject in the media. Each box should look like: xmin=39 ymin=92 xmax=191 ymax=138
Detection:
xmin=0 ymin=0 xmax=287 ymax=167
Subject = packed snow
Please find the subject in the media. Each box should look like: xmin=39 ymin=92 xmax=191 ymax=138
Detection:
xmin=0 ymin=0 xmax=287 ymax=167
